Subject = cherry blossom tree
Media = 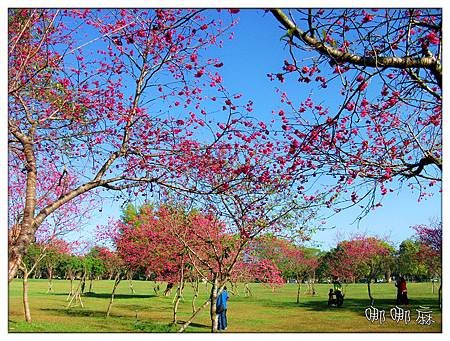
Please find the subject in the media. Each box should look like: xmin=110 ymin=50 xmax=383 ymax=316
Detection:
xmin=109 ymin=203 xmax=235 ymax=330
xmin=248 ymin=235 xmax=318 ymax=302
xmin=232 ymin=243 xmax=285 ymax=295
xmin=109 ymin=191 xmax=314 ymax=333
xmin=177 ymin=183 xmax=318 ymax=332
xmin=8 ymin=8 xmax=242 ymax=282
xmin=412 ymin=219 xmax=442 ymax=306
xmin=270 ymin=9 xmax=441 ymax=217
xmin=328 ymin=236 xmax=394 ymax=305
xmin=281 ymin=247 xmax=318 ymax=303
xmin=412 ymin=218 xmax=442 ymax=254
xmin=113 ymin=204 xmax=189 ymax=322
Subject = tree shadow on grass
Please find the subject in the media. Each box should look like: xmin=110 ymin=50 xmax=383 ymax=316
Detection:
xmin=116 ymin=303 xmax=172 ymax=312
xmin=52 ymin=292 xmax=157 ymax=299
xmin=263 ymin=297 xmax=441 ymax=314
xmin=176 ymin=321 xmax=210 ymax=330
xmin=40 ymin=308 xmax=109 ymax=318
xmin=85 ymin=292 xmax=157 ymax=299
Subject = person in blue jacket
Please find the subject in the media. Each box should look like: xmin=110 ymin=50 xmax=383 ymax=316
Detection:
xmin=216 ymin=286 xmax=229 ymax=331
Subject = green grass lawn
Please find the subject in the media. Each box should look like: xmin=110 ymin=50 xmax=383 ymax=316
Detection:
xmin=8 ymin=279 xmax=442 ymax=332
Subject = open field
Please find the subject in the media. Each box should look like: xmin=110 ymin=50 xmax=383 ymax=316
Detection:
xmin=8 ymin=279 xmax=441 ymax=332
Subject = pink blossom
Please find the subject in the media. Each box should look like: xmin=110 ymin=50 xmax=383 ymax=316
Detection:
xmin=345 ymin=102 xmax=355 ymax=111
xmin=426 ymin=31 xmax=440 ymax=45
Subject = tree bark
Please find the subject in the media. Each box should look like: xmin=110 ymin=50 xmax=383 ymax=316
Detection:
xmin=80 ymin=271 xmax=87 ymax=294
xmin=47 ymin=268 xmax=54 ymax=293
xmin=311 ymin=271 xmax=316 ymax=295
xmin=367 ymin=278 xmax=374 ymax=306
xmin=18 ymin=253 xmax=45 ymax=322
xmin=153 ymin=281 xmax=161 ymax=296
xmin=67 ymin=279 xmax=84 ymax=308
xmin=438 ymin=283 xmax=442 ymax=309
xmin=210 ymin=276 xmax=219 ymax=333
xmin=67 ymin=275 xmax=75 ymax=301
xmin=88 ymin=277 xmax=94 ymax=292
xmin=296 ymin=279 xmax=301 ymax=303
xmin=244 ymin=283 xmax=252 ymax=297
xmin=270 ymin=9 xmax=442 ymax=87
xmin=127 ymin=272 xmax=135 ymax=294
xmin=19 ymin=265 xmax=32 ymax=323
xmin=8 ymin=123 xmax=38 ymax=283
xmin=178 ymin=298 xmax=210 ymax=333
xmin=191 ymin=278 xmax=199 ymax=314
xmin=106 ymin=273 xmax=121 ymax=317
xmin=172 ymin=264 xmax=185 ymax=324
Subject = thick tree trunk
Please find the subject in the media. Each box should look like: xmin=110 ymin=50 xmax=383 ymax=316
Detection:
xmin=8 ymin=128 xmax=38 ymax=283
xmin=106 ymin=274 xmax=121 ymax=317
xmin=164 ymin=282 xmax=174 ymax=296
xmin=9 ymin=233 xmax=34 ymax=283
xmin=210 ymin=276 xmax=219 ymax=333
xmin=8 ymin=121 xmax=115 ymax=283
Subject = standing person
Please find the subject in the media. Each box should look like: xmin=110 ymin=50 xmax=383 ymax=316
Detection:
xmin=399 ymin=277 xmax=408 ymax=305
xmin=216 ymin=286 xmax=229 ymax=331
xmin=332 ymin=276 xmax=344 ymax=307
xmin=328 ymin=289 xmax=336 ymax=307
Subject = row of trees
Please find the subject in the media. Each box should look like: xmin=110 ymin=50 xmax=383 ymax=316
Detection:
xmin=19 ymin=206 xmax=441 ymax=327
xmin=22 ymin=226 xmax=441 ymax=287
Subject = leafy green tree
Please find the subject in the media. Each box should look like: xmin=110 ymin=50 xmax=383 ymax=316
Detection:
xmin=21 ymin=244 xmax=45 ymax=278
xmin=396 ymin=239 xmax=427 ymax=280
xmin=84 ymin=247 xmax=107 ymax=293
xmin=59 ymin=254 xmax=83 ymax=295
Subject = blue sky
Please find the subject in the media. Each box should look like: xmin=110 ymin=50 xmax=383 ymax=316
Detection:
xmin=62 ymin=8 xmax=442 ymax=252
